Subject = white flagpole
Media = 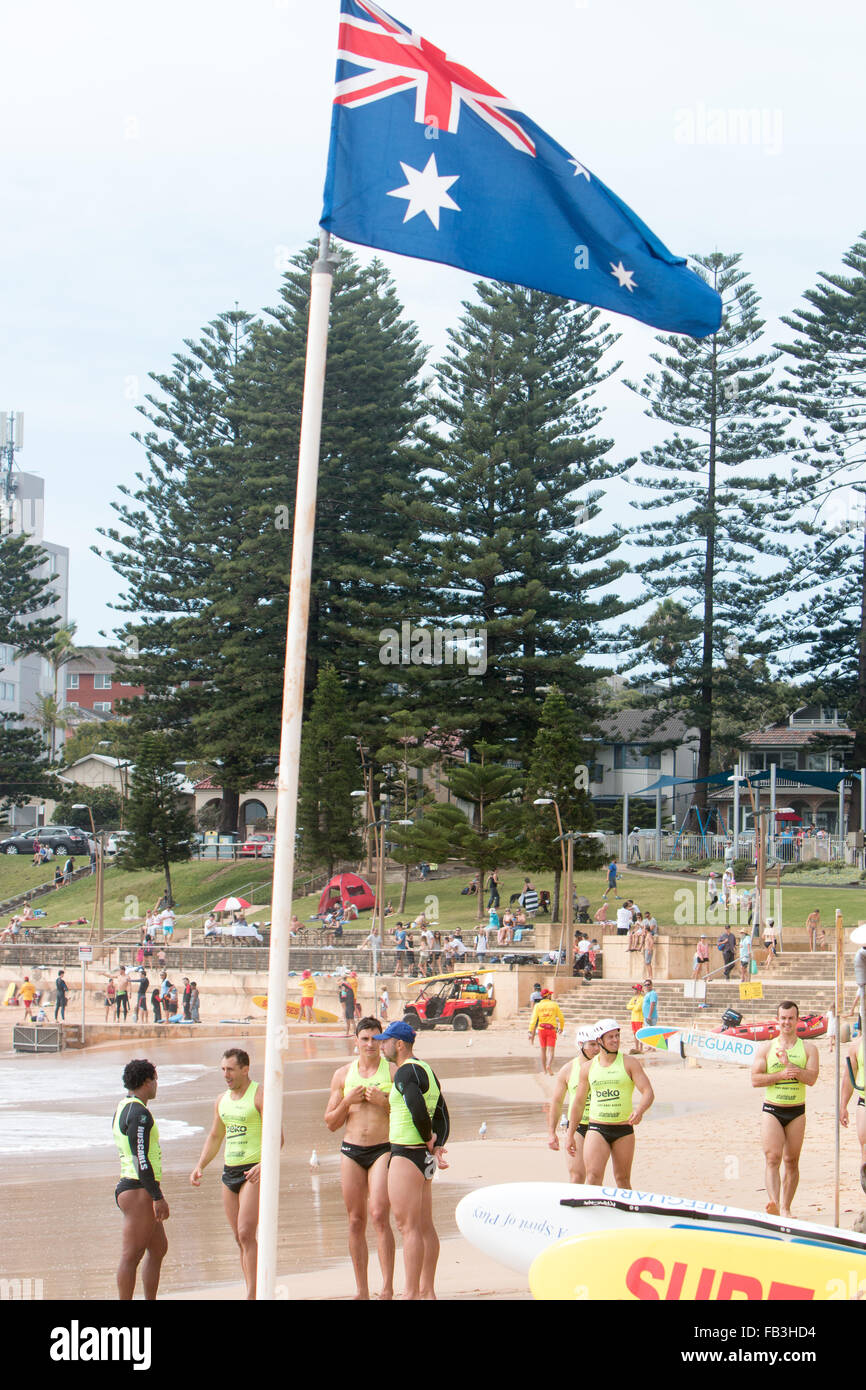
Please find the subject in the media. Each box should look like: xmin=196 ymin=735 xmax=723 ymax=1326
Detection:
xmin=256 ymin=230 xmax=337 ymax=1300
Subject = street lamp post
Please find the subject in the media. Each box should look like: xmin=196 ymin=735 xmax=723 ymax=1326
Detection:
xmin=73 ymin=803 xmax=104 ymax=943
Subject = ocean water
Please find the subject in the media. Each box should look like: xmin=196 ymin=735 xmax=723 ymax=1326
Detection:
xmin=0 ymin=1035 xmax=541 ymax=1298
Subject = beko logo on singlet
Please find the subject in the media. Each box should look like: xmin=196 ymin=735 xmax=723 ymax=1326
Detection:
xmin=49 ymin=1322 xmax=152 ymax=1370
xmin=593 ymin=1087 xmax=622 ymax=1100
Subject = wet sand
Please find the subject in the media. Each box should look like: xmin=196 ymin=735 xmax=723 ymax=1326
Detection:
xmin=1 ymin=1017 xmax=864 ymax=1300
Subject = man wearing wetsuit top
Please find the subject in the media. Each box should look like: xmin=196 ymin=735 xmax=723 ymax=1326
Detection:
xmin=325 ymin=1016 xmax=396 ymax=1300
xmin=566 ymin=1018 xmax=654 ymax=1188
xmin=751 ymin=1000 xmax=819 ymax=1217
xmin=374 ymin=1020 xmax=450 ymax=1300
xmin=190 ymin=1047 xmax=282 ymax=1299
xmin=840 ymin=1031 xmax=866 ymax=1185
xmin=113 ymin=1057 xmax=169 ymax=1300
xmin=547 ymin=1024 xmax=601 ymax=1183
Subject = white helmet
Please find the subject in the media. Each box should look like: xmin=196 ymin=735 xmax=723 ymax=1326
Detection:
xmin=574 ymin=1024 xmax=598 ymax=1047
xmin=596 ymin=1017 xmax=620 ymax=1036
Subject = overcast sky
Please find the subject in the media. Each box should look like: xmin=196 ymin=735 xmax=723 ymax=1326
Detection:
xmin=3 ymin=0 xmax=864 ymax=643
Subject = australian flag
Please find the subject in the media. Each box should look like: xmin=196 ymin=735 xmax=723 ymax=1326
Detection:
xmin=320 ymin=1 xmax=721 ymax=338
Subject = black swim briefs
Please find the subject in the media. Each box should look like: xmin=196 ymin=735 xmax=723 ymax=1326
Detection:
xmin=221 ymin=1162 xmax=258 ymax=1192
xmin=586 ymin=1121 xmax=634 ymax=1144
xmin=576 ymin=1122 xmax=588 ymax=1139
xmin=390 ymin=1144 xmax=436 ymax=1180
xmin=115 ymin=1178 xmax=146 ymax=1207
xmin=340 ymin=1140 xmax=391 ymax=1171
xmin=762 ymin=1102 xmax=806 ymax=1128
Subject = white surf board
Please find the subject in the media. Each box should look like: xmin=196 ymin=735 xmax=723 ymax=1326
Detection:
xmin=455 ymin=1182 xmax=866 ymax=1275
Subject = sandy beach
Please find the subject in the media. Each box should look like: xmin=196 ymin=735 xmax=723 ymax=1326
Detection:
xmin=2 ymin=1011 xmax=863 ymax=1301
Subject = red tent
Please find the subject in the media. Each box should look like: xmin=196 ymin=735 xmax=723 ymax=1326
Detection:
xmin=317 ymin=872 xmax=376 ymax=915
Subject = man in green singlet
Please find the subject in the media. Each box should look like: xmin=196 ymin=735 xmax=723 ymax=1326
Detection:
xmin=325 ymin=1016 xmax=397 ymax=1300
xmin=547 ymin=1024 xmax=601 ymax=1182
xmin=113 ymin=1057 xmax=169 ymax=1300
xmin=374 ymin=1020 xmax=450 ymax=1301
xmin=190 ymin=1047 xmax=281 ymax=1299
xmin=840 ymin=1029 xmax=866 ymax=1187
xmin=752 ymin=1000 xmax=819 ymax=1217
xmin=565 ymin=1018 xmax=654 ymax=1188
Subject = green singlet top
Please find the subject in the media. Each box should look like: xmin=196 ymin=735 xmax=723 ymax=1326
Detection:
xmin=218 ymin=1081 xmax=262 ymax=1165
xmin=765 ymin=1037 xmax=807 ymax=1106
xmin=113 ymin=1097 xmax=162 ymax=1182
xmin=344 ymin=1056 xmax=392 ymax=1098
xmin=565 ymin=1057 xmax=591 ymax=1125
xmin=389 ymin=1059 xmax=440 ymax=1146
xmin=588 ymin=1052 xmax=634 ymax=1125
xmin=856 ymin=1042 xmax=865 ymax=1093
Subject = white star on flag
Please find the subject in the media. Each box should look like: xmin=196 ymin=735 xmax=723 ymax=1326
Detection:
xmin=387 ymin=154 xmax=460 ymax=229
xmin=610 ymin=260 xmax=637 ymax=292
xmin=569 ymin=158 xmax=590 ymax=180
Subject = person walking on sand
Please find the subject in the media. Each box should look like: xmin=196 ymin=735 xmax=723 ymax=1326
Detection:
xmin=374 ymin=1020 xmax=450 ymax=1301
xmin=299 ymin=969 xmax=316 ymax=1022
xmin=325 ymin=1016 xmax=396 ymax=1300
xmin=547 ymin=1025 xmax=602 ymax=1183
xmin=566 ymin=1019 xmax=654 ymax=1189
xmin=751 ymin=1000 xmax=819 ymax=1218
xmin=528 ymin=988 xmax=565 ymax=1075
xmin=54 ymin=970 xmax=69 ymax=1022
xmin=190 ymin=1048 xmax=281 ymax=1300
xmin=113 ymin=1058 xmax=169 ymax=1300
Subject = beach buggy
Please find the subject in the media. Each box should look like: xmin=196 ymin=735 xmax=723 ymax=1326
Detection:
xmin=403 ymin=970 xmax=496 ymax=1032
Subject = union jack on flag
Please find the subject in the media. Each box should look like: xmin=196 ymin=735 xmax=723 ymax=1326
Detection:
xmin=321 ymin=1 xmax=722 ymax=337
xmin=334 ymin=0 xmax=536 ymax=155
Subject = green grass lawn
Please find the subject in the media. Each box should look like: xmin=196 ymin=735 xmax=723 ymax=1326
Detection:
xmin=4 ymin=854 xmax=863 ymax=940
xmin=0 ymin=857 xmax=274 ymax=933
xmin=291 ymin=864 xmax=866 ymax=942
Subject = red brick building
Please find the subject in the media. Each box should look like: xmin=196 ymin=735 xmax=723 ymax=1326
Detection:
xmin=64 ymin=647 xmax=145 ymax=713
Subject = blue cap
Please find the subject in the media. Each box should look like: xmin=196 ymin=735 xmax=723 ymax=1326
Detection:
xmin=372 ymin=1020 xmax=416 ymax=1043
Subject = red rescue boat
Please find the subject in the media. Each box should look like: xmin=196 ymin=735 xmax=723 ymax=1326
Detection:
xmin=719 ymin=1013 xmax=827 ymax=1042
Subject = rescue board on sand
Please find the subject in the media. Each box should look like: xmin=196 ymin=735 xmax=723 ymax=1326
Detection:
xmin=455 ymin=1182 xmax=866 ymax=1275
xmin=529 ymin=1225 xmax=866 ymax=1301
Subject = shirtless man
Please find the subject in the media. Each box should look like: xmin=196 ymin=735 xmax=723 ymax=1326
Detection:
xmin=325 ymin=1016 xmax=396 ymax=1300
xmin=751 ymin=1000 xmax=819 ymax=1217
xmin=547 ymin=1024 xmax=601 ymax=1182
xmin=566 ymin=1019 xmax=654 ymax=1188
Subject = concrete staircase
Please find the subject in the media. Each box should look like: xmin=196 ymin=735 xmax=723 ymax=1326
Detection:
xmin=531 ymin=950 xmax=855 ymax=1032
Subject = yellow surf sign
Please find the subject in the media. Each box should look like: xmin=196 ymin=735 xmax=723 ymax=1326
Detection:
xmin=529 ymin=1226 xmax=866 ymax=1301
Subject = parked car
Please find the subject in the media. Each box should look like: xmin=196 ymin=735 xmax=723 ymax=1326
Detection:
xmin=104 ymin=831 xmax=133 ymax=855
xmin=240 ymin=834 xmax=274 ymax=858
xmin=0 ymin=825 xmax=92 ymax=856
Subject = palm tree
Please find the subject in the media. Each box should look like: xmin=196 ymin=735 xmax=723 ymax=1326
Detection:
xmin=48 ymin=623 xmax=77 ymax=758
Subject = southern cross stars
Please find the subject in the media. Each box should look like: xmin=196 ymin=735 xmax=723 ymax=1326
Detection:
xmin=387 ymin=154 xmax=460 ymax=229
xmin=610 ymin=260 xmax=637 ymax=292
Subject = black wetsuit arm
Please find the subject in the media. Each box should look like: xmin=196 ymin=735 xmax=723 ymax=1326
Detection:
xmin=122 ymin=1105 xmax=163 ymax=1200
xmin=394 ymin=1063 xmax=433 ymax=1143
xmin=430 ymin=1070 xmax=450 ymax=1147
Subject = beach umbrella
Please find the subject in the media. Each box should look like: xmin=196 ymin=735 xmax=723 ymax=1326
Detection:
xmin=214 ymin=896 xmax=252 ymax=913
